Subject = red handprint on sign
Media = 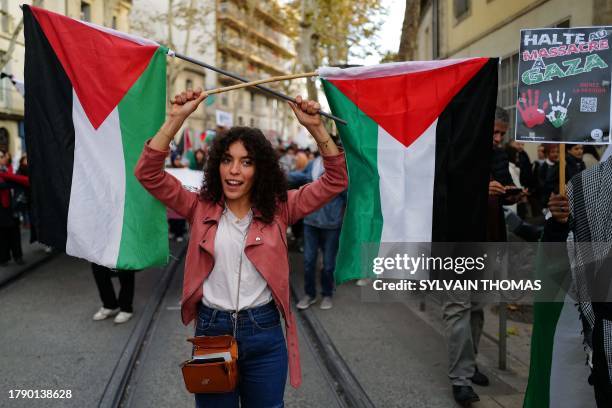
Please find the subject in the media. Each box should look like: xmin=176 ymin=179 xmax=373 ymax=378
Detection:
xmin=517 ymin=89 xmax=549 ymax=128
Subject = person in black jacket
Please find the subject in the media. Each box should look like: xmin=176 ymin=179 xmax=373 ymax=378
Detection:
xmin=0 ymin=151 xmax=28 ymax=266
xmin=565 ymin=144 xmax=586 ymax=183
xmin=538 ymin=144 xmax=559 ymax=209
xmin=544 ymin=161 xmax=612 ymax=407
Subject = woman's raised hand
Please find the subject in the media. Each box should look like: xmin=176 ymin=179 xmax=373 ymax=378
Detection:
xmin=150 ymin=88 xmax=207 ymax=151
xmin=170 ymin=88 xmax=207 ymax=121
xmin=288 ymin=95 xmax=322 ymax=130
xmin=289 ymin=95 xmax=339 ymax=156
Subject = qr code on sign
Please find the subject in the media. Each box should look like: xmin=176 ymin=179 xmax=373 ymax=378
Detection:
xmin=580 ymin=97 xmax=598 ymax=112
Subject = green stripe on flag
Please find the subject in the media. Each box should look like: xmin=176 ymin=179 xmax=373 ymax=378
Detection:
xmin=523 ymin=242 xmax=571 ymax=408
xmin=322 ymin=79 xmax=382 ymax=284
xmin=523 ymin=301 xmax=563 ymax=408
xmin=117 ymin=47 xmax=168 ymax=269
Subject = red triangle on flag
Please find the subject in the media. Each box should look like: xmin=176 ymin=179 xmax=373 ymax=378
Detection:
xmin=31 ymin=6 xmax=158 ymax=129
xmin=328 ymin=58 xmax=489 ymax=148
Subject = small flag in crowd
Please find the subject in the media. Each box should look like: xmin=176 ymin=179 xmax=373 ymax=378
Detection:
xmin=23 ymin=5 xmax=168 ymax=269
xmin=319 ymin=59 xmax=498 ymax=283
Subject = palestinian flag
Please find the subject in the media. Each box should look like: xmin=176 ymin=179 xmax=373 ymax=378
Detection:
xmin=523 ymin=245 xmax=595 ymax=407
xmin=24 ymin=6 xmax=168 ymax=269
xmin=319 ymin=59 xmax=498 ymax=283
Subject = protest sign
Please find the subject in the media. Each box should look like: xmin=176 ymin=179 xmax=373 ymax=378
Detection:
xmin=516 ymin=27 xmax=612 ymax=144
xmin=215 ymin=109 xmax=233 ymax=127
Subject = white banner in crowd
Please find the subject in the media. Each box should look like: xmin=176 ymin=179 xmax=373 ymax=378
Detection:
xmin=165 ymin=168 xmax=204 ymax=191
xmin=215 ymin=110 xmax=233 ymax=128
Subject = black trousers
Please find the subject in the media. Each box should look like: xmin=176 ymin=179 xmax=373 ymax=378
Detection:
xmin=0 ymin=223 xmax=23 ymax=263
xmin=91 ymin=263 xmax=135 ymax=313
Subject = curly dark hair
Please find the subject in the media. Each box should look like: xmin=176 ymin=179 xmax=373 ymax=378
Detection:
xmin=200 ymin=127 xmax=288 ymax=223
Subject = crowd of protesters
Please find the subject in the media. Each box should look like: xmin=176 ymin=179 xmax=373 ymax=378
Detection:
xmin=445 ymin=105 xmax=607 ymax=405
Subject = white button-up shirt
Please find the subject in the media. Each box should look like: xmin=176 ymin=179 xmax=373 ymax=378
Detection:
xmin=202 ymin=207 xmax=272 ymax=311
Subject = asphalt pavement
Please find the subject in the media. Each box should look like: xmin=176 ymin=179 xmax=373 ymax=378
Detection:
xmin=1 ymin=239 xmax=527 ymax=408
xmin=289 ymin=252 xmax=526 ymax=408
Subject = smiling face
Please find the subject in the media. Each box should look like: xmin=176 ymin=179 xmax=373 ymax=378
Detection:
xmin=219 ymin=141 xmax=256 ymax=205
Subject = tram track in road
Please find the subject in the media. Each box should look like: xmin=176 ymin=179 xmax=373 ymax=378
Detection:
xmin=98 ymin=244 xmax=187 ymax=408
xmin=101 ymin=242 xmax=374 ymax=408
xmin=289 ymin=283 xmax=377 ymax=408
xmin=0 ymin=250 xmax=58 ymax=290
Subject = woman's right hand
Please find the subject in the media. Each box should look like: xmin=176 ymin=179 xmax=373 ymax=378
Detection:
xmin=150 ymin=88 xmax=207 ymax=151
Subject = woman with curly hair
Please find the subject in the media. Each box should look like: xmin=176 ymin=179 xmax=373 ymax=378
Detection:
xmin=135 ymin=88 xmax=347 ymax=407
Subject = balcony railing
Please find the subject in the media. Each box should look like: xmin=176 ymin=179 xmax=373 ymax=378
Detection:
xmin=218 ymin=59 xmax=285 ymax=92
xmin=0 ymin=86 xmax=24 ymax=116
xmin=218 ymin=2 xmax=295 ymax=56
xmin=219 ymin=34 xmax=290 ymax=75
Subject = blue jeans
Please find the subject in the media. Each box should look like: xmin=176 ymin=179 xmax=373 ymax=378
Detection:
xmin=303 ymin=224 xmax=340 ymax=298
xmin=194 ymin=302 xmax=288 ymax=408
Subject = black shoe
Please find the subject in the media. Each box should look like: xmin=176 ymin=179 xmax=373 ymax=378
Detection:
xmin=14 ymin=258 xmax=25 ymax=266
xmin=452 ymin=385 xmax=479 ymax=406
xmin=470 ymin=367 xmax=490 ymax=386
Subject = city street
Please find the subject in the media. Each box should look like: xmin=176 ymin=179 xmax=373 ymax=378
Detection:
xmin=0 ymin=239 xmax=528 ymax=408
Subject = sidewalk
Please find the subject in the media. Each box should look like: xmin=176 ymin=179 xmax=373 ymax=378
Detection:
xmin=403 ymin=296 xmax=530 ymax=405
xmin=290 ymin=252 xmax=529 ymax=408
xmin=0 ymin=228 xmax=55 ymax=286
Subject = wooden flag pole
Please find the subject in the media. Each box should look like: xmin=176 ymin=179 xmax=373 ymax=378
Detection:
xmin=172 ymin=51 xmax=348 ymax=125
xmin=204 ymin=72 xmax=317 ymax=96
xmin=559 ymin=144 xmax=566 ymax=196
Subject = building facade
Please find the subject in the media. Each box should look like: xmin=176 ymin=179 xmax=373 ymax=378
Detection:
xmin=214 ymin=0 xmax=299 ymax=141
xmin=417 ymin=0 xmax=612 ymax=155
xmin=131 ymin=0 xmax=302 ymax=146
xmin=0 ymin=0 xmax=131 ymax=159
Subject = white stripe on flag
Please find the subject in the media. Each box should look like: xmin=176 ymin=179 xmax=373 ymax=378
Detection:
xmin=549 ymin=296 xmax=595 ymax=407
xmin=378 ymin=120 xmax=437 ymax=242
xmin=318 ymin=59 xmax=472 ymax=80
xmin=66 ymin=91 xmax=125 ymax=267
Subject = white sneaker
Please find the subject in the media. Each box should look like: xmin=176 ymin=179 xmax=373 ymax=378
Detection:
xmin=93 ymin=307 xmax=119 ymax=321
xmin=114 ymin=311 xmax=133 ymax=324
xmin=296 ymin=296 xmax=317 ymax=310
xmin=355 ymin=278 xmax=371 ymax=287
xmin=320 ymin=297 xmax=333 ymax=310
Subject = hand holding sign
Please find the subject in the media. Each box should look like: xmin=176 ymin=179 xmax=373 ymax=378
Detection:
xmin=517 ymin=89 xmax=549 ymax=128
xmin=546 ymin=90 xmax=572 ymax=128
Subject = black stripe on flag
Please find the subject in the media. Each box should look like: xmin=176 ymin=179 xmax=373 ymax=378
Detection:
xmin=24 ymin=5 xmax=75 ymax=251
xmin=432 ymin=58 xmax=498 ymax=242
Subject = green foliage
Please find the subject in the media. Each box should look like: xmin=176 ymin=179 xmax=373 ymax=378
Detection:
xmin=290 ymin=0 xmax=384 ymax=66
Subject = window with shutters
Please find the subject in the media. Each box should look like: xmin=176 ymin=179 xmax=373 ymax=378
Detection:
xmin=0 ymin=0 xmax=9 ymax=33
xmin=453 ymin=0 xmax=470 ymax=21
xmin=80 ymin=2 xmax=91 ymax=22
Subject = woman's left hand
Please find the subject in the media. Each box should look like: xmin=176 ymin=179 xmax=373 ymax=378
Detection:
xmin=288 ymin=96 xmax=323 ymax=130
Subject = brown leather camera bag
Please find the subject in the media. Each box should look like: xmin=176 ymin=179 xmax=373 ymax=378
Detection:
xmin=181 ymin=335 xmax=239 ymax=393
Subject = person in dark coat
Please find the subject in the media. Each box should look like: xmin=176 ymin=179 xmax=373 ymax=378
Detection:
xmin=15 ymin=155 xmax=37 ymax=243
xmin=565 ymin=144 xmax=586 ymax=183
xmin=0 ymin=151 xmax=28 ymax=265
xmin=538 ymin=144 xmax=559 ymax=209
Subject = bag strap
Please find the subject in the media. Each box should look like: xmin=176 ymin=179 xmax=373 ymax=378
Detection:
xmin=232 ymin=222 xmax=248 ymax=338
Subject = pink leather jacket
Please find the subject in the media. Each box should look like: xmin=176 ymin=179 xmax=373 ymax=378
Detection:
xmin=134 ymin=141 xmax=348 ymax=388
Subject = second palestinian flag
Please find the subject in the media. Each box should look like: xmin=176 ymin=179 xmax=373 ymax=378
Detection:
xmin=320 ymin=59 xmax=498 ymax=283
xmin=24 ymin=5 xmax=168 ymax=269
